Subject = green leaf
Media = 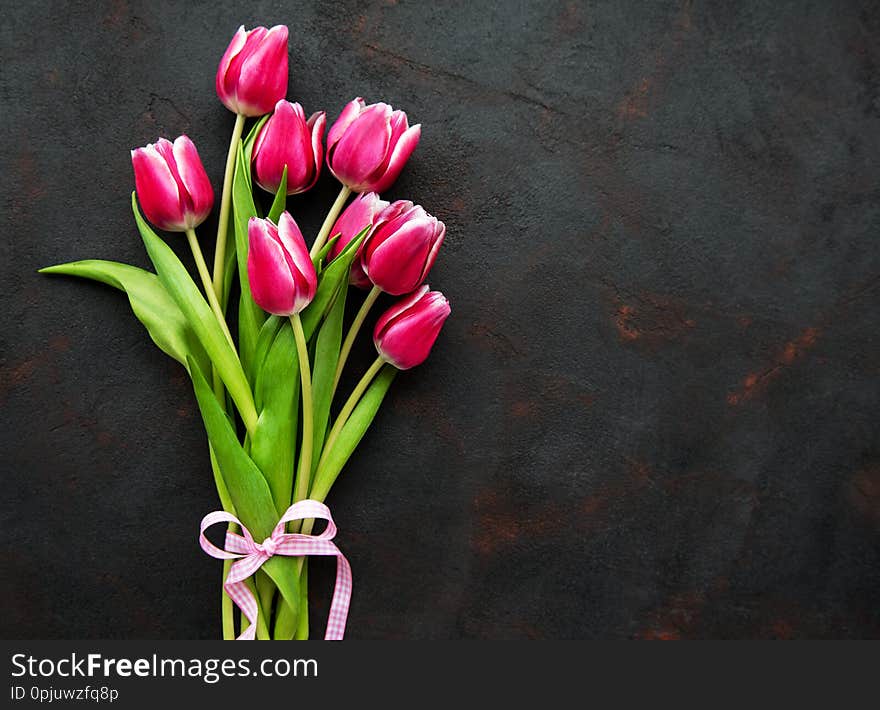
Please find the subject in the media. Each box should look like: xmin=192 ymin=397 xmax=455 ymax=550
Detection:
xmin=251 ymin=315 xmax=284 ymax=403
xmin=132 ymin=194 xmax=257 ymax=433
xmin=309 ymin=285 xmax=347 ymax=476
xmin=39 ymin=260 xmax=209 ymax=375
xmin=232 ymin=142 xmax=267 ymax=381
xmin=242 ymin=114 xmax=269 ymax=170
xmin=267 ymin=166 xmax=287 ymax=224
xmin=311 ymin=365 xmax=397 ymax=501
xmin=313 ymin=233 xmax=341 ymax=274
xmin=251 ymin=323 xmax=300 ymax=513
xmin=188 ymin=355 xmax=300 ymax=616
xmin=300 ymin=226 xmax=368 ymax=340
xmin=188 ymin=357 xmax=277 ymax=535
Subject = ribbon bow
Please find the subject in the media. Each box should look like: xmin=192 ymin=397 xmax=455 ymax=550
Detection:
xmin=199 ymin=499 xmax=351 ymax=640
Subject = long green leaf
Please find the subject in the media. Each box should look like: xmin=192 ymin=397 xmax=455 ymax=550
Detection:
xmin=232 ymin=142 xmax=267 ymax=380
xmin=188 ymin=357 xmax=277 ymax=536
xmin=132 ymin=194 xmax=257 ymax=433
xmin=251 ymin=323 xmax=300 ymax=513
xmin=310 ymin=365 xmax=397 ymax=501
xmin=309 ymin=285 xmax=347 ymax=476
xmin=39 ymin=260 xmax=209 ymax=375
xmin=188 ymin=356 xmax=300 ymax=616
xmin=252 ymin=315 xmax=284 ymax=403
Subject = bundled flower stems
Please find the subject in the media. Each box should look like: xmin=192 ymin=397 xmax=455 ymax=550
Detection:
xmin=41 ymin=24 xmax=451 ymax=640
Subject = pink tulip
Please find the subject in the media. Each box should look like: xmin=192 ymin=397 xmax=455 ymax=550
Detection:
xmin=252 ymin=100 xmax=325 ymax=195
xmin=326 ymin=98 xmax=421 ymax=193
xmin=327 ymin=192 xmax=390 ymax=288
xmin=247 ymin=212 xmax=317 ymax=316
xmin=360 ymin=200 xmax=445 ymax=295
xmin=216 ymin=25 xmax=289 ymax=117
xmin=374 ymin=286 xmax=451 ymax=370
xmin=131 ymin=136 xmax=214 ymax=232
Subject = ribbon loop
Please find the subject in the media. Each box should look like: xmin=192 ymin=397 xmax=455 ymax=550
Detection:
xmin=199 ymin=499 xmax=351 ymax=640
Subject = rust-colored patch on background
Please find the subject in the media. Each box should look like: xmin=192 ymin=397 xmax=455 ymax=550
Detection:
xmin=472 ymin=488 xmax=559 ymax=556
xmin=727 ymin=327 xmax=820 ymax=405
xmin=636 ymin=590 xmax=704 ymax=640
xmin=611 ymin=291 xmax=696 ymax=347
xmin=615 ymin=304 xmax=639 ymax=340
xmin=618 ymin=78 xmax=651 ymax=120
xmin=351 ymin=14 xmax=368 ymax=37
xmin=0 ymin=336 xmax=69 ymax=400
xmin=16 ymin=148 xmax=46 ymax=203
xmin=616 ymin=0 xmax=693 ymax=122
xmin=45 ymin=68 xmax=61 ymax=87
xmin=770 ymin=618 xmax=795 ymax=639
xmin=472 ymin=488 xmax=527 ymax=556
xmin=510 ymin=400 xmax=537 ymax=418
xmin=639 ymin=628 xmax=681 ymax=640
xmin=102 ymin=0 xmax=127 ymax=28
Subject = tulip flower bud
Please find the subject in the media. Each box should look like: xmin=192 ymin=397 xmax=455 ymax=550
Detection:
xmin=252 ymin=100 xmax=326 ymax=195
xmin=216 ymin=25 xmax=289 ymax=117
xmin=247 ymin=212 xmax=317 ymax=316
xmin=360 ymin=200 xmax=445 ymax=296
xmin=327 ymin=192 xmax=390 ymax=288
xmin=374 ymin=286 xmax=451 ymax=370
xmin=131 ymin=136 xmax=214 ymax=232
xmin=326 ymin=98 xmax=421 ymax=193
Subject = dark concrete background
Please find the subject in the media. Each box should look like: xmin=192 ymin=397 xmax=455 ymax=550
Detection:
xmin=2 ymin=0 xmax=879 ymax=639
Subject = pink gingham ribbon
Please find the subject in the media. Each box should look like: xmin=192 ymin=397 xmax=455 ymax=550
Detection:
xmin=199 ymin=499 xmax=351 ymax=640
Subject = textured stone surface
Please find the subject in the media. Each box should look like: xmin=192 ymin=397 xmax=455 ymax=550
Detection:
xmin=1 ymin=0 xmax=879 ymax=639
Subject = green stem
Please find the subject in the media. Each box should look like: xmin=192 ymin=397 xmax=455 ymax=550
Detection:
xmin=203 ymin=348 xmax=233 ymax=644
xmin=208 ymin=445 xmax=236 ymax=640
xmin=314 ymin=356 xmax=386 ymax=481
xmin=295 ymin=560 xmax=309 ymax=640
xmin=290 ymin=314 xmax=314 ymax=504
xmin=331 ymin=285 xmax=381 ymax=398
xmin=309 ymin=185 xmax=352 ymax=259
xmin=221 ymin=559 xmax=235 ymax=640
xmin=185 ymin=228 xmax=236 ymax=352
xmin=212 ymin=113 xmax=246 ymax=297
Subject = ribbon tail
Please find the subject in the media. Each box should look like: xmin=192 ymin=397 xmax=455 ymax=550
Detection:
xmin=224 ymin=578 xmax=260 ymax=641
xmin=324 ymin=551 xmax=353 ymax=640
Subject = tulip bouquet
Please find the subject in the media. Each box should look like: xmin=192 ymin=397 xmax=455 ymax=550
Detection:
xmin=41 ymin=24 xmax=451 ymax=640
